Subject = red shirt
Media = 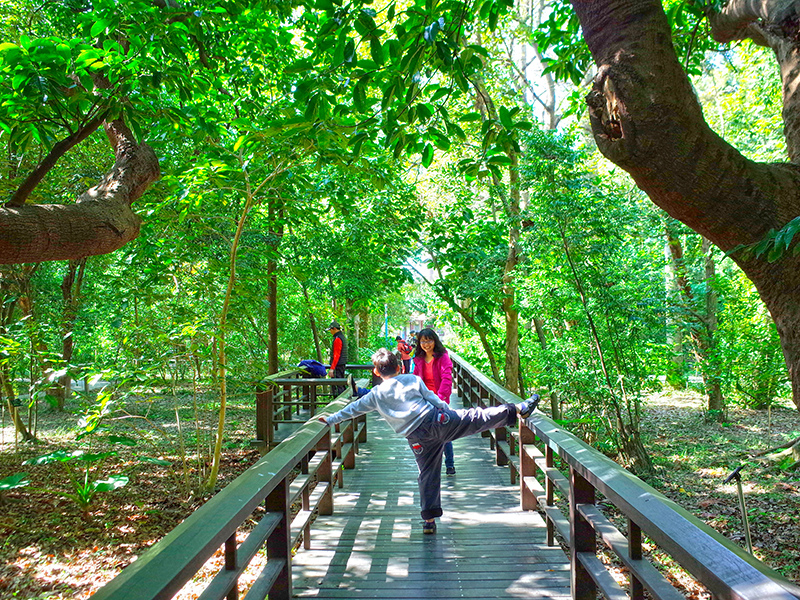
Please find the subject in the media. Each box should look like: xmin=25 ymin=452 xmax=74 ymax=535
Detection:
xmin=421 ymin=359 xmax=436 ymax=392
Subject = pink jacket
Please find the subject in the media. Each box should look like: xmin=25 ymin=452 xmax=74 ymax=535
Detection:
xmin=413 ymin=351 xmax=453 ymax=404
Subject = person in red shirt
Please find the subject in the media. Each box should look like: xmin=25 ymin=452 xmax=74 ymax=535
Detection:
xmin=328 ymin=321 xmax=348 ymax=396
xmin=395 ymin=335 xmax=413 ymax=373
xmin=413 ymin=328 xmax=456 ymax=476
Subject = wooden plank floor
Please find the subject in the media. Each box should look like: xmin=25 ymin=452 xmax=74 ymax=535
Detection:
xmin=292 ymin=396 xmax=572 ymax=599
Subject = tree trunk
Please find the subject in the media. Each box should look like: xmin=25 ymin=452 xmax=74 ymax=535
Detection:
xmin=266 ymin=201 xmax=283 ymax=375
xmin=470 ymin=74 xmax=522 ymax=393
xmin=55 ymin=259 xmax=87 ymax=410
xmin=702 ymin=238 xmax=724 ymax=413
xmin=501 ymin=153 xmax=522 ymax=395
xmin=300 ymin=283 xmax=322 ymax=362
xmin=533 ymin=317 xmax=562 ymax=420
xmin=0 ymin=120 xmax=160 ymax=264
xmin=572 ymin=0 xmax=800 ymax=408
xmin=665 ymin=226 xmax=725 ymax=415
xmin=358 ymin=308 xmax=370 ymax=350
xmin=0 ymin=270 xmax=35 ymax=441
xmin=205 ymin=192 xmax=255 ymax=493
xmin=664 ymin=225 xmax=688 ymax=388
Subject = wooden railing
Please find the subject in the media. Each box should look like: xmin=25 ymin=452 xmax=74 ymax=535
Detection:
xmin=253 ymin=364 xmax=376 ymax=450
xmin=451 ymin=352 xmax=520 ymax=483
xmin=92 ymin=389 xmax=367 ymax=600
xmin=451 ymin=351 xmax=800 ymax=600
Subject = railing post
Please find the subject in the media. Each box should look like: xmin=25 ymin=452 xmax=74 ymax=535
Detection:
xmin=519 ymin=421 xmax=538 ymax=511
xmin=519 ymin=420 xmax=538 ymax=511
xmin=309 ymin=385 xmax=317 ymax=417
xmin=225 ymin=532 xmax=238 ymax=600
xmin=629 ymin=518 xmax=644 ymax=600
xmin=357 ymin=413 xmax=368 ymax=443
xmin=546 ymin=446 xmax=555 ymax=546
xmin=570 ymin=467 xmax=596 ymax=600
xmin=343 ymin=419 xmax=355 ymax=470
xmin=334 ymin=423 xmax=345 ymax=488
xmin=317 ymin=429 xmax=334 ymax=516
xmin=280 ymin=384 xmax=291 ymax=427
xmin=265 ymin=476 xmax=292 ymax=600
xmin=496 ymin=418 xmax=508 ymax=466
xmin=255 ymin=386 xmax=274 ymax=452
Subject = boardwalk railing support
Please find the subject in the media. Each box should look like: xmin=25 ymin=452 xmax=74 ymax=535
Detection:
xmin=91 ymin=383 xmax=367 ymax=600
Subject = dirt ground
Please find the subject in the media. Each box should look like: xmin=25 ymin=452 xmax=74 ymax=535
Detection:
xmin=1 ymin=388 xmax=799 ymax=599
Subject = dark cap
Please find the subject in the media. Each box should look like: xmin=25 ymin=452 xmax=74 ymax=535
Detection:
xmin=328 ymin=321 xmax=341 ymax=330
xmin=395 ymin=335 xmax=402 ymax=340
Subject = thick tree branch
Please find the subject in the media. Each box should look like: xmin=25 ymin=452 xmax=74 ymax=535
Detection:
xmin=0 ymin=119 xmax=160 ymax=264
xmin=571 ymin=0 xmax=800 ymax=408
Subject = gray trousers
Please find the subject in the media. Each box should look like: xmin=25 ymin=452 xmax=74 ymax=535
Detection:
xmin=405 ymin=403 xmax=517 ymax=520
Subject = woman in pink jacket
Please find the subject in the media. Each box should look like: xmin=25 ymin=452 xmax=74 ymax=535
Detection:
xmin=413 ymin=328 xmax=456 ymax=476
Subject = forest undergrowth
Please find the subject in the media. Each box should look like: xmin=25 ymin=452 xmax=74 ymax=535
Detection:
xmin=0 ymin=388 xmax=799 ymax=599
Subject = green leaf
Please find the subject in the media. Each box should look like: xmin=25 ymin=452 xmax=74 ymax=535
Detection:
xmin=286 ymin=59 xmax=315 ymax=74
xmin=421 ymin=143 xmax=434 ymax=167
xmin=499 ymin=106 xmax=513 ymax=130
xmin=23 ymin=450 xmax=81 ymax=465
xmin=108 ymin=435 xmax=137 ymax=447
xmin=138 ymin=456 xmax=172 ymax=466
xmin=0 ymin=472 xmax=29 ymax=492
xmin=77 ymin=451 xmax=117 ymax=463
xmin=92 ymin=475 xmax=129 ymax=493
xmin=91 ymin=20 xmax=110 ymax=38
xmin=370 ymin=38 xmax=384 ymax=66
xmin=353 ymin=81 xmax=367 ymax=112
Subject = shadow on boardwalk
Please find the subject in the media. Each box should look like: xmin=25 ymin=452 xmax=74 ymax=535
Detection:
xmin=292 ymin=396 xmax=571 ymax=599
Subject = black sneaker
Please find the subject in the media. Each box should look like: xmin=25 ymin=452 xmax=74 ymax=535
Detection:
xmin=348 ymin=374 xmax=357 ymax=397
xmin=445 ymin=467 xmax=456 ymax=476
xmin=518 ymin=394 xmax=541 ymax=419
xmin=422 ymin=520 xmax=436 ymax=534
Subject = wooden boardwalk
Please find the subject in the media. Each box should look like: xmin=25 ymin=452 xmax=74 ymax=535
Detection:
xmin=291 ymin=396 xmax=572 ymax=599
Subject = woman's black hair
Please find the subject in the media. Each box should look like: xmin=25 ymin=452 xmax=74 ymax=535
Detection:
xmin=414 ymin=327 xmax=446 ymax=357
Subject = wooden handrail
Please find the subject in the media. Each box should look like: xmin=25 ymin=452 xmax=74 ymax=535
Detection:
xmin=449 ymin=351 xmax=800 ymax=600
xmin=91 ymin=394 xmax=367 ymax=600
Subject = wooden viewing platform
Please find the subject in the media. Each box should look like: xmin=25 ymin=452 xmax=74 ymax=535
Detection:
xmin=292 ymin=399 xmax=572 ymax=599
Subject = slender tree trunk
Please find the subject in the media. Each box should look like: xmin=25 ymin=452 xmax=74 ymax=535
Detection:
xmin=664 ymin=228 xmax=687 ymax=388
xmin=300 ymin=283 xmax=322 ymax=362
xmin=0 ymin=270 xmax=35 ymax=441
xmin=470 ymin=74 xmax=522 ymax=392
xmin=358 ymin=308 xmax=370 ymax=350
xmin=560 ymin=221 xmax=652 ymax=473
xmin=665 ymin=226 xmax=724 ymax=415
xmin=204 ymin=193 xmax=255 ymax=494
xmin=533 ymin=317 xmax=562 ymax=420
xmin=702 ymin=238 xmax=724 ymax=414
xmin=266 ymin=201 xmax=283 ymax=375
xmin=501 ymin=154 xmax=522 ymax=394
xmin=55 ymin=259 xmax=87 ymax=410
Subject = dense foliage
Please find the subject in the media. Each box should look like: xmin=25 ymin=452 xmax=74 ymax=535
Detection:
xmin=0 ymin=0 xmax=791 ymax=475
